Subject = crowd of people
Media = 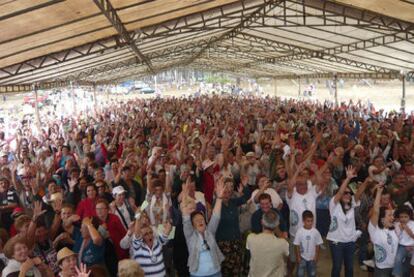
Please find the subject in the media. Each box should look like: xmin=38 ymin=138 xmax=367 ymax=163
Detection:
xmin=1 ymin=94 xmax=414 ymax=277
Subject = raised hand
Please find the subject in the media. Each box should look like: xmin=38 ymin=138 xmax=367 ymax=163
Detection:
xmin=180 ymin=196 xmax=195 ymax=216
xmin=75 ymin=263 xmax=91 ymax=277
xmin=53 ymin=198 xmax=63 ymax=213
xmin=216 ymin=178 xmax=226 ymax=199
xmin=345 ymin=166 xmax=357 ymax=179
xmin=127 ymin=221 xmax=135 ymax=236
xmin=163 ymin=221 xmax=173 ymax=235
xmin=68 ymin=178 xmax=77 ymax=191
xmin=68 ymin=214 xmax=81 ymax=224
xmin=32 ymin=201 xmax=46 ymax=221
xmin=240 ymin=175 xmax=249 ymax=187
xmin=20 ymin=258 xmax=35 ymax=274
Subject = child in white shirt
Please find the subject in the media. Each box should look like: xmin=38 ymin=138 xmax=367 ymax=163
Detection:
xmin=393 ymin=206 xmax=414 ymax=277
xmin=294 ymin=210 xmax=323 ymax=277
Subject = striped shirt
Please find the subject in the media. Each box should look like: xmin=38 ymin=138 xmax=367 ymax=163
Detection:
xmin=132 ymin=233 xmax=169 ymax=277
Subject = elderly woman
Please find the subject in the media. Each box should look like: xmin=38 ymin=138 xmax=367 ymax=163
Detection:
xmin=118 ymin=259 xmax=145 ymax=277
xmin=215 ymin=176 xmax=251 ymax=277
xmin=181 ymin=178 xmax=224 ymax=277
xmin=130 ymin=217 xmax=173 ymax=277
xmin=2 ymin=236 xmax=54 ymax=277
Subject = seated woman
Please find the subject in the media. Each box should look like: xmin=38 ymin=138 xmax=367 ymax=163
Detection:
xmin=181 ymin=178 xmax=225 ymax=277
xmin=2 ymin=236 xmax=54 ymax=277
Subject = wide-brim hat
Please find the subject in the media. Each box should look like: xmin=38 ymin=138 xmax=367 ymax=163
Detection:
xmin=57 ymin=247 xmax=77 ymax=264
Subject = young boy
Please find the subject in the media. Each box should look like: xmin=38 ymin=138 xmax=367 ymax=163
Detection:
xmin=293 ymin=210 xmax=323 ymax=277
xmin=393 ymin=206 xmax=414 ymax=277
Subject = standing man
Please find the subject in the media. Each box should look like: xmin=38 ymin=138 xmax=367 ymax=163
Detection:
xmin=246 ymin=210 xmax=289 ymax=277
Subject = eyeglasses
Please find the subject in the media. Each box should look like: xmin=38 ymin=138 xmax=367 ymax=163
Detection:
xmin=344 ymin=191 xmax=353 ymax=195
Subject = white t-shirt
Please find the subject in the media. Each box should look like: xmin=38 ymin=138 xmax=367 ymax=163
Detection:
xmin=368 ymin=165 xmax=390 ymax=184
xmin=114 ymin=203 xmax=133 ymax=230
xmin=293 ymin=227 xmax=323 ymax=261
xmin=327 ymin=197 xmax=360 ymax=243
xmin=396 ymin=220 xmax=414 ymax=246
xmin=287 ymin=182 xmax=320 ymax=236
xmin=368 ymin=222 xmax=398 ymax=269
xmin=251 ymin=188 xmax=283 ymax=210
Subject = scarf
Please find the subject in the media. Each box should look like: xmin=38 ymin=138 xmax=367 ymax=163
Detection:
xmin=149 ymin=193 xmax=169 ymax=226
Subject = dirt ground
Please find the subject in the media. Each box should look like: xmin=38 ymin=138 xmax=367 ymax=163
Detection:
xmin=259 ymin=79 xmax=414 ymax=113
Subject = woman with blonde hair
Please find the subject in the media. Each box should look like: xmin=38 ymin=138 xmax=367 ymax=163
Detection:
xmin=118 ymin=259 xmax=145 ymax=277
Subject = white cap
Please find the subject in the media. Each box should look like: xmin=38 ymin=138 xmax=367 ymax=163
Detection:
xmin=112 ymin=186 xmax=126 ymax=196
xmin=246 ymin=152 xmax=256 ymax=158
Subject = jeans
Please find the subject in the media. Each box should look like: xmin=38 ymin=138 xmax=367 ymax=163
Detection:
xmin=297 ymin=259 xmax=316 ymax=277
xmin=374 ymin=267 xmax=393 ymax=277
xmin=329 ymin=241 xmax=355 ymax=277
xmin=190 ymin=272 xmax=222 ymax=277
xmin=316 ymin=209 xmax=330 ymax=237
xmin=392 ymin=244 xmax=411 ymax=277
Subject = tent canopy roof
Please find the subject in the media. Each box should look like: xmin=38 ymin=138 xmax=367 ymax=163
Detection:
xmin=1 ymin=0 xmax=414 ymax=92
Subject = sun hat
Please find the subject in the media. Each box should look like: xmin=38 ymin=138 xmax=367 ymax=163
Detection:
xmin=57 ymin=247 xmax=77 ymax=264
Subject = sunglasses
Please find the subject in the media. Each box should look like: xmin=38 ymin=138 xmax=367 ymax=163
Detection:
xmin=344 ymin=191 xmax=353 ymax=195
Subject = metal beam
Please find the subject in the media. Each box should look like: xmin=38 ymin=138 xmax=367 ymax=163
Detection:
xmin=92 ymin=0 xmax=154 ymax=74
xmin=0 ymin=0 xmax=264 ymax=84
xmin=0 ymin=80 xmax=110 ymax=94
xmin=271 ymin=72 xmax=401 ymax=80
xmin=184 ymin=0 xmax=283 ymax=65
xmin=301 ymin=0 xmax=414 ymax=33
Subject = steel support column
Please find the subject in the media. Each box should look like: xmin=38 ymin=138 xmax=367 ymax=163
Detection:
xmin=401 ymin=73 xmax=406 ymax=113
xmin=93 ymin=83 xmax=98 ymax=112
xmin=33 ymin=84 xmax=41 ymax=129
xmin=334 ymin=74 xmax=338 ymax=106
xmin=71 ymin=82 xmax=77 ymax=115
xmin=272 ymin=77 xmax=278 ymax=97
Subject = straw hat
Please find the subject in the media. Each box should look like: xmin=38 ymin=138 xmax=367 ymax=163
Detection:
xmin=57 ymin=247 xmax=77 ymax=264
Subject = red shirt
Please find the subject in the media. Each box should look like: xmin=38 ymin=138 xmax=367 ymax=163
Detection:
xmin=100 ymin=214 xmax=128 ymax=260
xmin=76 ymin=198 xmax=97 ymax=219
xmin=202 ymin=171 xmax=215 ymax=204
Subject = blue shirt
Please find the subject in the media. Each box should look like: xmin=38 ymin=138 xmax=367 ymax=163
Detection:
xmin=72 ymin=227 xmax=105 ymax=267
xmin=191 ymin=235 xmax=220 ymax=276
